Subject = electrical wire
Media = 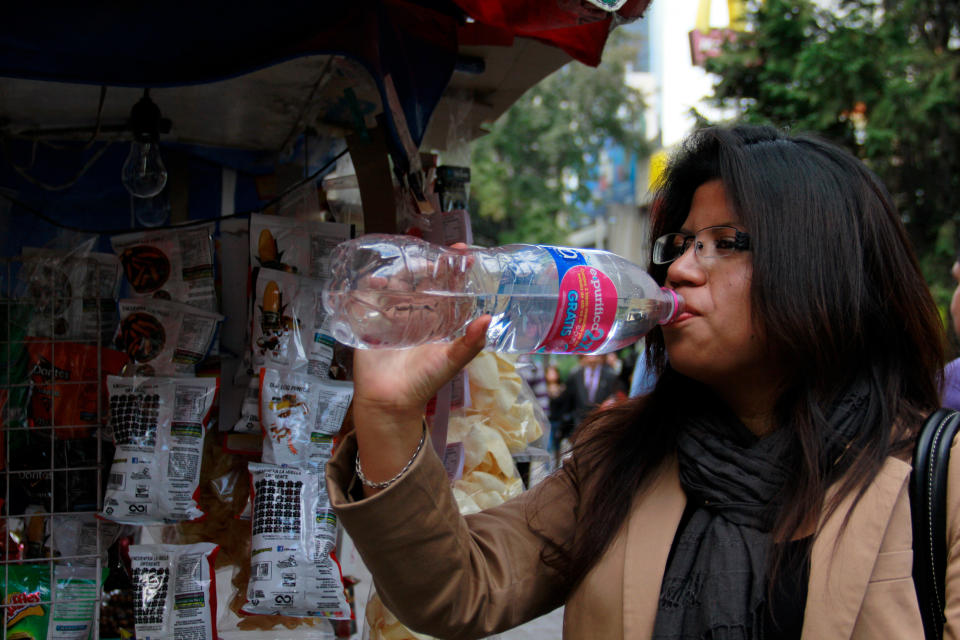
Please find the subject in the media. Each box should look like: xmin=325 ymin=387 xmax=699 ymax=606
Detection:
xmin=0 ymin=147 xmax=350 ymax=236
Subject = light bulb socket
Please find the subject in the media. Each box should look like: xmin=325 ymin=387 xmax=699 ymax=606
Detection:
xmin=128 ymin=89 xmax=172 ymax=143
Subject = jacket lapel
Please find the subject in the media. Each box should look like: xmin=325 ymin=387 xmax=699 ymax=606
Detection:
xmin=622 ymin=455 xmax=687 ymax=638
xmin=802 ymin=456 xmax=912 ymax=639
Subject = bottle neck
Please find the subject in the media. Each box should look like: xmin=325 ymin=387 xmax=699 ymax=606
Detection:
xmin=659 ymin=288 xmax=684 ymax=324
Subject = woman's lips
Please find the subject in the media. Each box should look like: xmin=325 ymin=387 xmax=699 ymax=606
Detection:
xmin=673 ymin=311 xmax=696 ymax=323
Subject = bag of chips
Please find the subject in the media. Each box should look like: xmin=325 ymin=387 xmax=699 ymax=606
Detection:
xmin=1 ymin=563 xmax=49 ymax=640
xmin=129 ymin=542 xmax=219 ymax=640
xmin=115 ymin=299 xmax=223 ymax=377
xmin=250 ymin=269 xmax=322 ymax=371
xmin=100 ymin=375 xmax=218 ymax=524
xmin=249 ymin=213 xmax=353 ymax=281
xmin=242 ymin=462 xmax=348 ymax=619
xmin=111 ymin=224 xmax=217 ymax=312
xmin=25 ymin=339 xmax=128 ymax=438
xmin=258 ymin=367 xmax=353 ymax=466
xmin=19 ymin=247 xmax=122 ymax=342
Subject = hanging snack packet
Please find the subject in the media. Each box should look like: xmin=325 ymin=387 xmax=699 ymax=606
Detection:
xmin=243 ymin=462 xmax=349 ymax=619
xmin=249 ymin=213 xmax=353 ymax=281
xmin=1 ymin=563 xmax=50 ymax=640
xmin=48 ymin=565 xmax=101 ymax=640
xmin=101 ymin=375 xmax=218 ymax=524
xmin=233 ymin=376 xmax=262 ymax=434
xmin=258 ymin=367 xmax=353 ymax=466
xmin=26 ymin=339 xmax=128 ymax=438
xmin=129 ymin=542 xmax=219 ymax=640
xmin=19 ymin=247 xmax=122 ymax=342
xmin=111 ymin=224 xmax=217 ymax=312
xmin=251 ymin=269 xmax=317 ymax=370
xmin=115 ymin=299 xmax=223 ymax=377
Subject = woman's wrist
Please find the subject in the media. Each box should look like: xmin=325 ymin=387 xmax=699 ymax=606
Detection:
xmin=352 ymin=402 xmax=427 ymax=497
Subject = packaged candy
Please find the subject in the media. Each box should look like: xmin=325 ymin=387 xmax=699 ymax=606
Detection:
xmin=25 ymin=339 xmax=128 ymax=438
xmin=19 ymin=247 xmax=122 ymax=342
xmin=115 ymin=299 xmax=223 ymax=377
xmin=111 ymin=224 xmax=217 ymax=312
xmin=258 ymin=367 xmax=353 ymax=466
xmin=242 ymin=462 xmax=348 ymax=619
xmin=101 ymin=375 xmax=218 ymax=524
xmin=249 ymin=213 xmax=353 ymax=281
xmin=129 ymin=542 xmax=219 ymax=640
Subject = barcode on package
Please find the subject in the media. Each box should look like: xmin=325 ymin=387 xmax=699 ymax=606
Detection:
xmin=109 ymin=472 xmax=125 ymax=489
xmin=253 ymin=562 xmax=271 ymax=580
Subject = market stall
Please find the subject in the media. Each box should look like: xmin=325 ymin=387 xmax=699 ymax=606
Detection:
xmin=0 ymin=2 xmax=650 ymax=638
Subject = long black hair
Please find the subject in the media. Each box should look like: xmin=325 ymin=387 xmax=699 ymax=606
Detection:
xmin=544 ymin=124 xmax=944 ymax=591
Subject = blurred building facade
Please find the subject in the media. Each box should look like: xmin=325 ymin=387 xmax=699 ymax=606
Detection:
xmin=565 ymin=0 xmax=741 ymax=265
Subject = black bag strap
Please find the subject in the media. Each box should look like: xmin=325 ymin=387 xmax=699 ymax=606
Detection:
xmin=911 ymin=407 xmax=960 ymax=640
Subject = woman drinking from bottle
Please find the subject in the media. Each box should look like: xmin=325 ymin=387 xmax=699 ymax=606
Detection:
xmin=326 ymin=124 xmax=954 ymax=639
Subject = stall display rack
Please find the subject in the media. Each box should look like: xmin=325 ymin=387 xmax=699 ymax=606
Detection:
xmin=0 ymin=256 xmax=116 ymax=639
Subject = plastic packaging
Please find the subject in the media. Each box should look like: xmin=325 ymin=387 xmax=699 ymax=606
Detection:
xmin=111 ymin=223 xmax=218 ymax=312
xmin=19 ymin=247 xmax=122 ymax=342
xmin=115 ymin=298 xmax=223 ymax=377
xmin=129 ymin=542 xmax=219 ymax=640
xmin=243 ymin=462 xmax=349 ymax=619
xmin=323 ymin=235 xmax=683 ymax=354
xmin=258 ymin=367 xmax=353 ymax=466
xmin=101 ymin=375 xmax=218 ymax=524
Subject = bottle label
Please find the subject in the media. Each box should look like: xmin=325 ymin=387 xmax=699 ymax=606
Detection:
xmin=538 ymin=247 xmax=618 ymax=353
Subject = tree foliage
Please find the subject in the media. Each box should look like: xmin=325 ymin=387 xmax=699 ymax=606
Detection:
xmin=469 ymin=33 xmax=649 ymax=246
xmin=702 ymin=0 xmax=960 ymax=306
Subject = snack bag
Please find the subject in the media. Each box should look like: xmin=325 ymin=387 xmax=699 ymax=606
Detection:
xmin=249 ymin=213 xmax=353 ymax=281
xmin=251 ymin=269 xmax=325 ymax=371
xmin=25 ymin=339 xmax=128 ymax=438
xmin=19 ymin=248 xmax=122 ymax=342
xmin=129 ymin=542 xmax=219 ymax=640
xmin=111 ymin=224 xmax=217 ymax=312
xmin=47 ymin=565 xmax=101 ymax=640
xmin=115 ymin=299 xmax=223 ymax=377
xmin=1 ymin=562 xmax=49 ymax=640
xmin=242 ymin=462 xmax=348 ymax=619
xmin=258 ymin=367 xmax=353 ymax=465
xmin=100 ymin=375 xmax=218 ymax=524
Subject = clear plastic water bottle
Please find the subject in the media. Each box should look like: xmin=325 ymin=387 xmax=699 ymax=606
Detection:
xmin=322 ymin=234 xmax=683 ymax=354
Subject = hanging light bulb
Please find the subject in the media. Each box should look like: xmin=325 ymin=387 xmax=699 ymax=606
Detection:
xmin=122 ymin=89 xmax=169 ymax=198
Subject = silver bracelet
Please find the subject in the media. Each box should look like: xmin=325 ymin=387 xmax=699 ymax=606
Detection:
xmin=355 ymin=422 xmax=427 ymax=490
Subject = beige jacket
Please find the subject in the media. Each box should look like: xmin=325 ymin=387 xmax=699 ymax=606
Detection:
xmin=327 ymin=431 xmax=960 ymax=639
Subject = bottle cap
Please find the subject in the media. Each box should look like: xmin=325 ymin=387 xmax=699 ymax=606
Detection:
xmin=660 ymin=288 xmax=684 ymax=324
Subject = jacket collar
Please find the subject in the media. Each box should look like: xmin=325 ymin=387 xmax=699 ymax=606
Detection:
xmin=618 ymin=454 xmax=912 ymax=639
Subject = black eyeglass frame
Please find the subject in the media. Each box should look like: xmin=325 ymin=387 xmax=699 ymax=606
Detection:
xmin=652 ymin=225 xmax=751 ymax=265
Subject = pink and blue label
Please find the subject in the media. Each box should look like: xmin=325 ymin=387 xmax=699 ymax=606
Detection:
xmin=538 ymin=247 xmax=618 ymax=353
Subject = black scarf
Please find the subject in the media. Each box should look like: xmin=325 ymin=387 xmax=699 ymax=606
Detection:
xmin=651 ymin=383 xmax=868 ymax=640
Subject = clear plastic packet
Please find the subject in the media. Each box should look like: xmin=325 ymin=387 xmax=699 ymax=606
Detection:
xmin=111 ymin=223 xmax=218 ymax=312
xmin=25 ymin=338 xmax=128 ymax=438
xmin=243 ymin=462 xmax=349 ymax=619
xmin=234 ymin=376 xmax=262 ymax=433
xmin=50 ymin=513 xmax=123 ymax=566
xmin=129 ymin=542 xmax=220 ymax=640
xmin=48 ymin=565 xmax=102 ymax=640
xmin=249 ymin=213 xmax=353 ymax=281
xmin=19 ymin=247 xmax=122 ymax=342
xmin=251 ymin=269 xmax=330 ymax=372
xmin=462 ymin=352 xmax=546 ymax=453
xmin=101 ymin=375 xmax=218 ymax=524
xmin=115 ymin=298 xmax=223 ymax=377
xmin=258 ymin=367 xmax=353 ymax=465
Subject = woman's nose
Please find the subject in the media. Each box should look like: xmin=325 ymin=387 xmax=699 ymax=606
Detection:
xmin=666 ymin=246 xmax=705 ymax=287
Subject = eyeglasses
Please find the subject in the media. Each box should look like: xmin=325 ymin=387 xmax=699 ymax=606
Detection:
xmin=652 ymin=225 xmax=751 ymax=265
